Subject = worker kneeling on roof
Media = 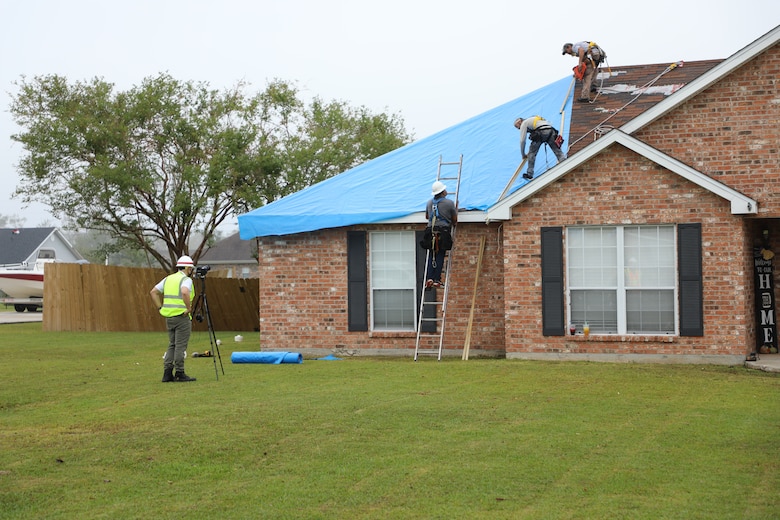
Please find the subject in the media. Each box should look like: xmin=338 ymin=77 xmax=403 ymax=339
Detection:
xmin=514 ymin=116 xmax=566 ymax=180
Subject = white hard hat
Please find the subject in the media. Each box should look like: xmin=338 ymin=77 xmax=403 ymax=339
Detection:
xmin=176 ymin=255 xmax=195 ymax=267
xmin=432 ymin=181 xmax=446 ymax=196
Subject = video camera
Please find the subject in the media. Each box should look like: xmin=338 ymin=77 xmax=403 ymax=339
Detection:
xmin=194 ymin=264 xmax=211 ymax=278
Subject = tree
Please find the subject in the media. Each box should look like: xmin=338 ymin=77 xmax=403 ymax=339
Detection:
xmin=10 ymin=74 xmax=411 ymax=270
xmin=236 ymin=80 xmax=412 ymax=205
xmin=273 ymin=93 xmax=413 ymax=199
xmin=0 ymin=214 xmax=26 ymax=228
xmin=63 ymin=227 xmax=227 ymax=268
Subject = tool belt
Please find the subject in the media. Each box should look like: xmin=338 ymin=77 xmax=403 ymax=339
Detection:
xmin=530 ymin=127 xmax=556 ymax=142
xmin=420 ymin=225 xmax=453 ymax=251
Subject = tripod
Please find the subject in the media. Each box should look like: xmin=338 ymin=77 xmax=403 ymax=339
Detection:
xmin=192 ymin=274 xmax=224 ymax=380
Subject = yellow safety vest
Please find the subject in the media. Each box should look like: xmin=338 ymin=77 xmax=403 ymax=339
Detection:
xmin=159 ymin=271 xmax=193 ymax=317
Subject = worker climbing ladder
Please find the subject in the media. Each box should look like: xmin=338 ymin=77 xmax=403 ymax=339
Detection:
xmin=414 ymin=155 xmax=462 ymax=361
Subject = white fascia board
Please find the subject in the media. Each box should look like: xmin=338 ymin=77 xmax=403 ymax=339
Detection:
xmin=376 ymin=209 xmax=490 ymax=226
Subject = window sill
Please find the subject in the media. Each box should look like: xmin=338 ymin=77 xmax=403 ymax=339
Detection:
xmin=567 ymin=334 xmax=675 ymax=343
xmin=369 ymin=331 xmax=417 ymax=338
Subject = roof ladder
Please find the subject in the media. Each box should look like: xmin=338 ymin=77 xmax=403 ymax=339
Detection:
xmin=414 ymin=155 xmax=462 ymax=361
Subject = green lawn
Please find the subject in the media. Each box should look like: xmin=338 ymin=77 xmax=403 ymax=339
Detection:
xmin=0 ymin=322 xmax=778 ymax=519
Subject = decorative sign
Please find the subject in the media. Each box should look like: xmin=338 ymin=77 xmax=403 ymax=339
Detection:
xmin=753 ymin=247 xmax=777 ymax=352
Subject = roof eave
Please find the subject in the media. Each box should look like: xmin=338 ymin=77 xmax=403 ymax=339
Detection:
xmin=375 ymin=210 xmax=490 ymax=226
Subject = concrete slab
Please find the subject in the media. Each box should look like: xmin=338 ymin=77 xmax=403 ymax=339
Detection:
xmin=745 ymin=354 xmax=780 ymax=374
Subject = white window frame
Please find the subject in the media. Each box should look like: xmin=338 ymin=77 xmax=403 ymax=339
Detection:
xmin=369 ymin=231 xmax=417 ymax=331
xmin=566 ymin=225 xmax=678 ymax=335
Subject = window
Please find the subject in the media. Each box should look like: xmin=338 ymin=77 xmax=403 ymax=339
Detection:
xmin=567 ymin=225 xmax=676 ymax=334
xmin=369 ymin=231 xmax=417 ymax=331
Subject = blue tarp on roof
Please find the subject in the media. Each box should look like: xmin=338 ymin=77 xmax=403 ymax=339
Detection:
xmin=238 ymin=76 xmax=573 ymax=239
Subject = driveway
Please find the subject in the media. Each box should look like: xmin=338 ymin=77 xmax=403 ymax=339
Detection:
xmin=0 ymin=311 xmax=43 ymax=324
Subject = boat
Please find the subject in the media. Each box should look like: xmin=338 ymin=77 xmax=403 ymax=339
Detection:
xmin=0 ymin=259 xmax=47 ymax=299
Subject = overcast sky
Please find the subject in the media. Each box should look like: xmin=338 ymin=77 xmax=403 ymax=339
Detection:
xmin=1 ymin=0 xmax=778 ymax=232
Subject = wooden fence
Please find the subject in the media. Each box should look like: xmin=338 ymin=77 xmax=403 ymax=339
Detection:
xmin=43 ymin=263 xmax=259 ymax=332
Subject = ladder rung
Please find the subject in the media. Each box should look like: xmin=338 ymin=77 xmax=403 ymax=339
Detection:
xmin=416 ymin=348 xmax=440 ymax=354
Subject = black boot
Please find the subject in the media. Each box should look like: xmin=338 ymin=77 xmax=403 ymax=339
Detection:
xmin=161 ymin=368 xmax=174 ymax=383
xmin=174 ymin=372 xmax=196 ymax=382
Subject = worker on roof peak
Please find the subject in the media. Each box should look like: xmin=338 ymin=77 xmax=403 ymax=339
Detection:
xmin=514 ymin=116 xmax=566 ymax=181
xmin=562 ymin=41 xmax=607 ymax=103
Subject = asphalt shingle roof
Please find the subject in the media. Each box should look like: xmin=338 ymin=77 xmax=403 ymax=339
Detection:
xmin=566 ymin=60 xmax=723 ymax=156
xmin=0 ymin=227 xmax=56 ymax=265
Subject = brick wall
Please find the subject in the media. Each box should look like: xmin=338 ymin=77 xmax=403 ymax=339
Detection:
xmin=256 ymin=224 xmax=506 ymax=356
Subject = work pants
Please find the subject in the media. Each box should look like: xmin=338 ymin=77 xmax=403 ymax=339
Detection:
xmin=580 ymin=61 xmax=597 ymax=100
xmin=164 ymin=313 xmax=191 ymax=374
xmin=527 ymin=129 xmax=567 ymax=175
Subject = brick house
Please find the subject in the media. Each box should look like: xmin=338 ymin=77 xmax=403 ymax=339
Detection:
xmin=238 ymin=26 xmax=780 ymax=363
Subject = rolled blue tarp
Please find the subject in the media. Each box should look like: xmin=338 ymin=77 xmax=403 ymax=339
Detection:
xmin=231 ymin=351 xmax=303 ymax=364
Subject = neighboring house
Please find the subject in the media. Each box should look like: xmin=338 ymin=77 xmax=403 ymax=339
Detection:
xmin=238 ymin=26 xmax=780 ymax=363
xmin=199 ymin=232 xmax=259 ymax=278
xmin=0 ymin=227 xmax=84 ymax=266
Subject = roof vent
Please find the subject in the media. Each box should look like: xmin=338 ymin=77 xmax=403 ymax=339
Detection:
xmin=594 ymin=125 xmax=615 ymax=139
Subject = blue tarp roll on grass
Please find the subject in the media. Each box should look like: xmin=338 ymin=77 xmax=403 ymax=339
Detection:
xmin=231 ymin=351 xmax=303 ymax=364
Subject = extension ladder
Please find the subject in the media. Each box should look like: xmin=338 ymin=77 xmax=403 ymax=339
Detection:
xmin=414 ymin=155 xmax=463 ymax=361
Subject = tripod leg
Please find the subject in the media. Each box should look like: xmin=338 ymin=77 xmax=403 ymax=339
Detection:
xmin=201 ymin=294 xmax=224 ymax=378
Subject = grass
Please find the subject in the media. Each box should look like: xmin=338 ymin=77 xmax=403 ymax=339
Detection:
xmin=0 ymin=322 xmax=778 ymax=519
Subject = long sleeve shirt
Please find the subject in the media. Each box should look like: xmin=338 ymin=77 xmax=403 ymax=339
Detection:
xmin=517 ymin=116 xmax=553 ymax=157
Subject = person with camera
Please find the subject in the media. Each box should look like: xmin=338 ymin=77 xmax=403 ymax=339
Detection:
xmin=514 ymin=116 xmax=566 ymax=180
xmin=150 ymin=255 xmax=197 ymax=382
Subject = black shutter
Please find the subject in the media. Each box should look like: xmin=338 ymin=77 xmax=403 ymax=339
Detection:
xmin=678 ymin=223 xmax=703 ymax=336
xmin=415 ymin=230 xmax=436 ymax=332
xmin=541 ymin=227 xmax=565 ymax=336
xmin=347 ymin=231 xmax=368 ymax=331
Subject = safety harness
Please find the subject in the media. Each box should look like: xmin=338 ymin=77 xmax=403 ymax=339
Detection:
xmin=422 ymin=197 xmax=453 ymax=268
xmin=430 ymin=197 xmax=450 ymax=227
